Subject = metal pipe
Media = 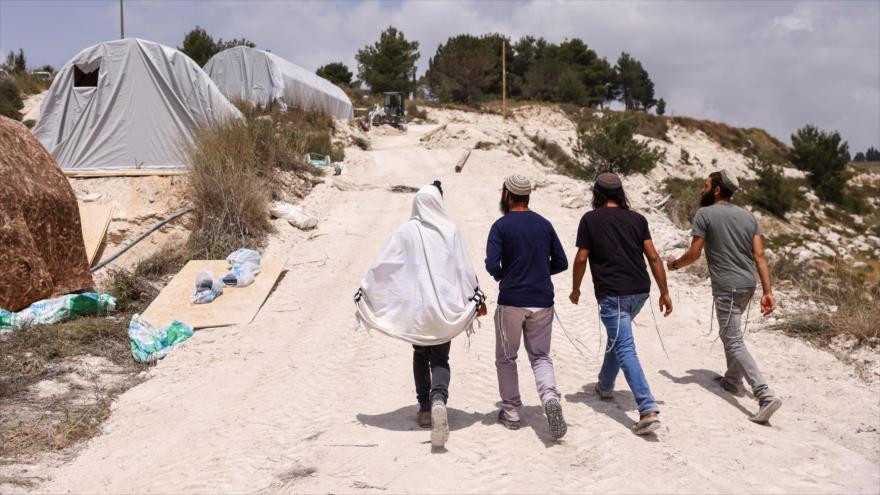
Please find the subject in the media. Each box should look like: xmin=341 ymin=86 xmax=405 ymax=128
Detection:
xmin=91 ymin=207 xmax=192 ymax=272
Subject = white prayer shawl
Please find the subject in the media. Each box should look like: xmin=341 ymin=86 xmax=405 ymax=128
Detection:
xmin=355 ymin=186 xmax=482 ymax=345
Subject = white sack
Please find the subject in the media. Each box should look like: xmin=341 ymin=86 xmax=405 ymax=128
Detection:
xmin=270 ymin=201 xmax=319 ymax=230
xmin=355 ymin=186 xmax=483 ymax=345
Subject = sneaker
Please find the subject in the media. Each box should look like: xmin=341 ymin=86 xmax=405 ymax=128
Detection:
xmin=749 ymin=397 xmax=782 ymax=424
xmin=430 ymin=400 xmax=449 ymax=447
xmin=715 ymin=376 xmax=745 ymax=397
xmin=497 ymin=410 xmax=521 ymax=430
xmin=632 ymin=412 xmax=661 ymax=435
xmin=594 ymin=383 xmax=613 ymax=401
xmin=416 ymin=409 xmax=431 ymax=428
xmin=544 ymin=399 xmax=567 ymax=440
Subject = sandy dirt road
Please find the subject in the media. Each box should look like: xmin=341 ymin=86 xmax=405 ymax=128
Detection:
xmin=38 ymin=125 xmax=879 ymax=493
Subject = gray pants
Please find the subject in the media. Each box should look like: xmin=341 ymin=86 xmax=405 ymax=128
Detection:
xmin=495 ymin=305 xmax=560 ymax=421
xmin=715 ymin=290 xmax=775 ymax=403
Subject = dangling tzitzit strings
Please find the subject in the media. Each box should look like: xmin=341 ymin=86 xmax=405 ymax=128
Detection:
xmin=605 ymin=297 xmax=622 ymax=355
xmin=710 ymin=292 xmax=736 ymax=352
xmin=554 ymin=307 xmax=589 ymax=357
xmin=648 ymin=293 xmax=670 ymax=359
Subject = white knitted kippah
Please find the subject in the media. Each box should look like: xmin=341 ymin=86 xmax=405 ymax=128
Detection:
xmin=719 ymin=169 xmax=740 ymax=192
xmin=504 ymin=174 xmax=532 ymax=196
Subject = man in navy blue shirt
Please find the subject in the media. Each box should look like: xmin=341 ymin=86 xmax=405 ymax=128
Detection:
xmin=485 ymin=174 xmax=569 ymax=440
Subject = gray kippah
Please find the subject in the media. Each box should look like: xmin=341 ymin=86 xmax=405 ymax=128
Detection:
xmin=504 ymin=174 xmax=532 ymax=196
xmin=719 ymin=169 xmax=739 ymax=193
xmin=596 ymin=172 xmax=622 ymax=190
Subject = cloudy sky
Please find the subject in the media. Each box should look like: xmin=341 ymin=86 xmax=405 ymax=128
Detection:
xmin=1 ymin=0 xmax=877 ymax=152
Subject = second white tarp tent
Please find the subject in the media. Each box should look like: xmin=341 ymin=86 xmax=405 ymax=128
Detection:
xmin=33 ymin=38 xmax=242 ymax=170
xmin=205 ymin=46 xmax=354 ymax=120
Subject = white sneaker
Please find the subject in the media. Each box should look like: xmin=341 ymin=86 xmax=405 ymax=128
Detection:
xmin=430 ymin=400 xmax=449 ymax=447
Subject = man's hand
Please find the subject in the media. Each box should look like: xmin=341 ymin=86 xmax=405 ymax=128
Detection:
xmin=659 ymin=293 xmax=673 ymax=316
xmin=760 ymin=293 xmax=775 ymax=316
xmin=666 ymin=256 xmax=678 ymax=271
xmin=569 ymin=289 xmax=581 ymax=305
xmin=477 ymin=303 xmax=488 ymax=317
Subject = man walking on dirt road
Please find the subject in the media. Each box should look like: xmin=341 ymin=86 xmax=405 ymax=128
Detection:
xmin=666 ymin=169 xmax=783 ymax=424
xmin=569 ymin=172 xmax=672 ymax=435
xmin=355 ymin=181 xmax=487 ymax=449
xmin=485 ymin=174 xmax=569 ymax=441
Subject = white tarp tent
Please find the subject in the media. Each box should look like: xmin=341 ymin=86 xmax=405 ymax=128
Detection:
xmin=33 ymin=38 xmax=242 ymax=170
xmin=205 ymin=46 xmax=354 ymax=120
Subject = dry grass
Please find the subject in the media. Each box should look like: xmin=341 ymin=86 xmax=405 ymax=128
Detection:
xmin=0 ymin=265 xmax=166 ymax=460
xmin=770 ymin=255 xmax=880 ymax=346
xmin=529 ymin=134 xmax=588 ymax=179
xmin=670 ymin=116 xmax=789 ymax=162
xmin=185 ymin=103 xmax=332 ymax=258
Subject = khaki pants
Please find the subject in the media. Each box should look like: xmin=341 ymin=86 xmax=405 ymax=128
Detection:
xmin=494 ymin=305 xmax=560 ymax=421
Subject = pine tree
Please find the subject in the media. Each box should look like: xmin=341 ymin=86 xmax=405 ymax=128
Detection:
xmin=426 ymin=34 xmax=499 ymax=105
xmin=656 ymin=98 xmax=666 ymax=116
xmin=13 ymin=49 xmax=26 ymax=73
xmin=316 ymin=62 xmax=353 ymax=86
xmin=355 ymin=26 xmax=420 ymax=95
xmin=790 ymin=125 xmax=850 ymax=203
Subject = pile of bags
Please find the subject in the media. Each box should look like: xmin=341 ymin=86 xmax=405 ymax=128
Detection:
xmin=191 ymin=248 xmax=262 ymax=304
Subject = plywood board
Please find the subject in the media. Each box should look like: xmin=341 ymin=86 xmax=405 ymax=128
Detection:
xmin=64 ymin=169 xmax=186 ymax=178
xmin=78 ymin=201 xmax=114 ymax=265
xmin=141 ymin=259 xmax=285 ymax=329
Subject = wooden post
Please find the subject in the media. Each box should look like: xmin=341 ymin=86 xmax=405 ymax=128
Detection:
xmin=119 ymin=0 xmax=125 ymax=39
xmin=454 ymin=149 xmax=472 ymax=173
xmin=502 ymin=39 xmax=506 ymax=119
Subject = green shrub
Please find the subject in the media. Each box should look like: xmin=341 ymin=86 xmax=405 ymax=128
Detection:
xmin=0 ymin=78 xmax=23 ymax=120
xmin=575 ymin=111 xmax=665 ymax=175
xmin=662 ymin=177 xmax=705 ymax=229
xmin=746 ymin=155 xmax=800 ymax=218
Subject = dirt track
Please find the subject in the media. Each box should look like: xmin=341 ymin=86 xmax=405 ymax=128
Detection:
xmin=35 ymin=125 xmax=880 ymax=493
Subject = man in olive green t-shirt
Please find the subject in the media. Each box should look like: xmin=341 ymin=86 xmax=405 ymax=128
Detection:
xmin=667 ymin=170 xmax=782 ymax=425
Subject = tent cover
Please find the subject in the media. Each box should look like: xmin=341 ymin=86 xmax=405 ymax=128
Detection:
xmin=33 ymin=38 xmax=242 ymax=170
xmin=205 ymin=46 xmax=354 ymax=120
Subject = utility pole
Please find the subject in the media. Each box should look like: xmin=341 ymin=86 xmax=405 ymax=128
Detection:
xmin=119 ymin=0 xmax=125 ymax=39
xmin=501 ymin=39 xmax=506 ymax=119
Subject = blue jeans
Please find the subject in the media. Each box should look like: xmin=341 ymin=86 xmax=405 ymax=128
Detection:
xmin=597 ymin=293 xmax=659 ymax=416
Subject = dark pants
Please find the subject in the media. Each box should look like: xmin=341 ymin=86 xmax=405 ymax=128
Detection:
xmin=413 ymin=342 xmax=450 ymax=411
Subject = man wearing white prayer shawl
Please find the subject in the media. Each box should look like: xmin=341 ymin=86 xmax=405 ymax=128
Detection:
xmin=355 ymin=182 xmax=487 ymax=448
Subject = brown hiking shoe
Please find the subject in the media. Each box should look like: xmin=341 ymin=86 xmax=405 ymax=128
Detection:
xmin=633 ymin=412 xmax=661 ymax=435
xmin=416 ymin=410 xmax=431 ymax=428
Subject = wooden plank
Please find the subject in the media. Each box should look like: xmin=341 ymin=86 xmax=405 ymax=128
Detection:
xmin=454 ymin=149 xmax=472 ymax=173
xmin=141 ymin=259 xmax=285 ymax=329
xmin=77 ymin=202 xmax=114 ymax=265
xmin=419 ymin=123 xmax=447 ymax=142
xmin=64 ymin=169 xmax=186 ymax=178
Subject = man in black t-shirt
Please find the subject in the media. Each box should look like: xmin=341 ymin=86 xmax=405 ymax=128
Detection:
xmin=569 ymin=172 xmax=673 ymax=436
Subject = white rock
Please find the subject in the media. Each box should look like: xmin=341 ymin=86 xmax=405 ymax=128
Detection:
xmin=852 ymin=261 xmax=869 ymax=270
xmin=269 ymin=201 xmax=319 ymax=230
xmin=797 ymin=249 xmax=815 ymax=263
xmin=561 ymin=195 xmax=588 ymax=209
